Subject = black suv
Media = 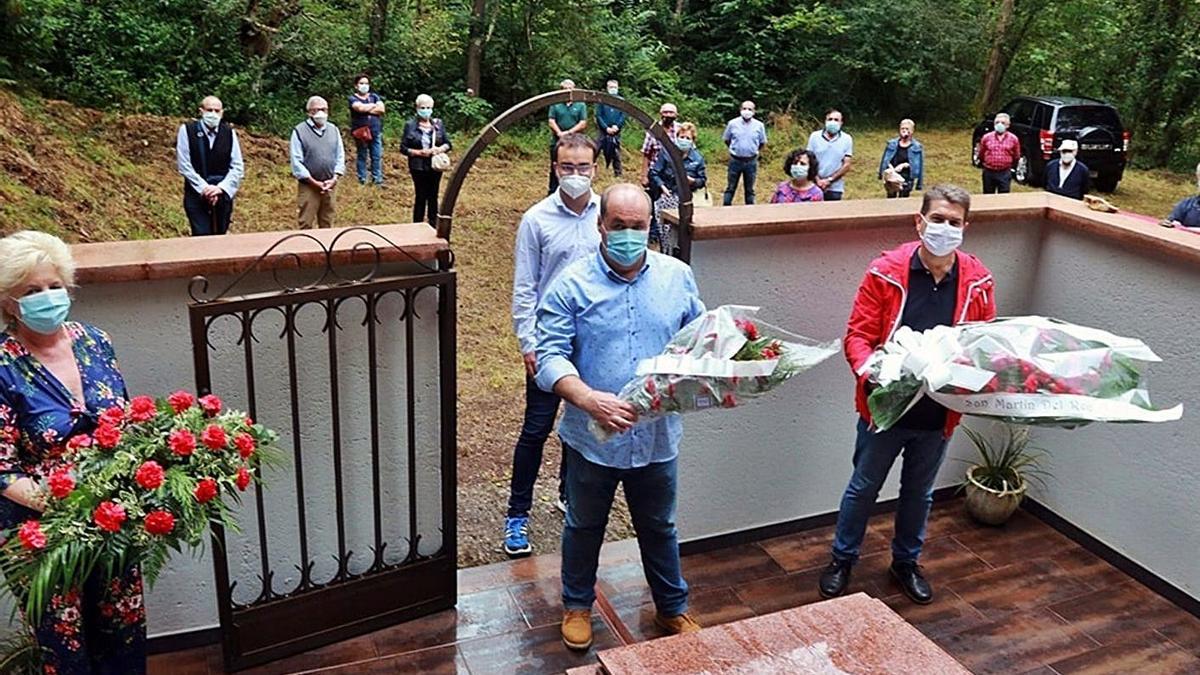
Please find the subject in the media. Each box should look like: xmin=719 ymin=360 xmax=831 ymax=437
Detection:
xmin=972 ymin=96 xmax=1130 ymax=192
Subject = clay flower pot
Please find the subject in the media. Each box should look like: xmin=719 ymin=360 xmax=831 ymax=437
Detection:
xmin=964 ymin=465 xmax=1028 ymax=526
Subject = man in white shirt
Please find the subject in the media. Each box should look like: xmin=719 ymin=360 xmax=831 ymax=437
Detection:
xmin=175 ymin=96 xmax=245 ymax=235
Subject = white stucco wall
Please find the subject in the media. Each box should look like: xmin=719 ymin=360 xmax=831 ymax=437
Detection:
xmin=2 ymin=262 xmax=449 ymax=639
xmin=681 ymin=216 xmax=1198 ymax=601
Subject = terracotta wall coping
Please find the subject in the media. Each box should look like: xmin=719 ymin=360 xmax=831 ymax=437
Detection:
xmin=71 ymin=223 xmax=449 ymax=285
xmin=665 ymin=193 xmax=1200 ymax=265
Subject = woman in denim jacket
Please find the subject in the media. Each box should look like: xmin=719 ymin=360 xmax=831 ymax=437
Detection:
xmin=878 ymin=119 xmax=924 ymax=198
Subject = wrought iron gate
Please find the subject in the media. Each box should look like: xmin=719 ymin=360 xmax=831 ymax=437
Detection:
xmin=187 ymin=229 xmax=456 ymax=671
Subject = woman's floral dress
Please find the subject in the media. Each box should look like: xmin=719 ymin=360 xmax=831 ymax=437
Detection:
xmin=0 ymin=322 xmax=146 ymax=674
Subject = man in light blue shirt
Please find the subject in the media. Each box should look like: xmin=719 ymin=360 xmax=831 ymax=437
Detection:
xmin=806 ymin=108 xmax=855 ymax=201
xmin=504 ymin=133 xmax=602 ymax=559
xmin=289 ymin=96 xmax=346 ymax=229
xmin=721 ymin=100 xmax=768 ymax=205
xmin=536 ymin=183 xmax=706 ymax=651
xmin=175 ymin=96 xmax=244 ymax=236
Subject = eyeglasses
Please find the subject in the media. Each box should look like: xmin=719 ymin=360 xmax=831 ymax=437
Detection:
xmin=558 ymin=163 xmax=594 ymax=175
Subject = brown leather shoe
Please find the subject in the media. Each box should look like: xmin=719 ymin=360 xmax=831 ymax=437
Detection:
xmin=654 ymin=612 xmax=702 ymax=635
xmin=561 ymin=609 xmax=593 ymax=651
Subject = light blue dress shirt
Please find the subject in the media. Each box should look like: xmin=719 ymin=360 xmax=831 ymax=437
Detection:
xmin=535 ymin=250 xmax=706 ymax=469
xmin=511 ymin=191 xmax=601 ymax=354
xmin=806 ymin=129 xmax=855 ymax=192
xmin=289 ymin=119 xmax=346 ymax=181
xmin=722 ymin=117 xmax=768 ymax=158
xmin=175 ymin=122 xmax=245 ymax=198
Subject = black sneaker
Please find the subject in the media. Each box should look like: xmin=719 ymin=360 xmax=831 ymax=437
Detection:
xmin=818 ymin=557 xmax=853 ymax=599
xmin=890 ymin=560 xmax=933 ymax=604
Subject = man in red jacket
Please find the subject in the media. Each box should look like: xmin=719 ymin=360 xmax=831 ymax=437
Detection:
xmin=820 ymin=184 xmax=996 ymax=605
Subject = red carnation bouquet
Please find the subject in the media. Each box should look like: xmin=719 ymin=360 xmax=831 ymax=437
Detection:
xmin=860 ymin=316 xmax=1183 ymax=431
xmin=589 ymin=305 xmax=840 ymax=442
xmin=0 ymin=391 xmax=279 ymax=624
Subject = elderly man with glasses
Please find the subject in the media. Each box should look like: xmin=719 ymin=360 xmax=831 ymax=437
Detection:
xmin=504 ymin=133 xmax=603 ymax=558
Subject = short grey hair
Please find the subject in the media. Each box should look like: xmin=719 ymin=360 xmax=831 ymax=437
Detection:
xmin=560 ymin=79 xmax=575 ymax=89
xmin=600 ymin=183 xmax=652 ymax=222
xmin=305 ymin=96 xmax=328 ymax=112
xmin=921 ymin=184 xmax=972 ymax=218
xmin=415 ymin=94 xmax=434 ymax=108
xmin=995 ymin=112 xmax=1011 ymax=123
xmin=0 ymin=231 xmax=76 ymax=326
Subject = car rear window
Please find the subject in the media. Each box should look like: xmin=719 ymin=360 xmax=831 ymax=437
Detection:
xmin=1055 ymin=106 xmax=1121 ymax=129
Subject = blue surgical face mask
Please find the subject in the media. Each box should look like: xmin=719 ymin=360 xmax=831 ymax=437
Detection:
xmin=825 ymin=120 xmax=841 ymax=135
xmin=675 ymin=138 xmax=694 ymax=152
xmin=791 ymin=163 xmax=809 ymax=179
xmin=417 ymin=107 xmax=433 ymax=119
xmin=994 ymin=122 xmax=1007 ymax=134
xmin=16 ymin=288 xmax=71 ymax=334
xmin=605 ymin=228 xmax=649 ymax=267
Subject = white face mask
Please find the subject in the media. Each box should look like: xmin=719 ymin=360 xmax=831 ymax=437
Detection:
xmin=559 ymin=174 xmax=592 ymax=199
xmin=920 ymin=215 xmax=964 ymax=257
xmin=201 ymin=111 xmax=221 ymax=129
xmin=357 ymin=83 xmax=370 ymax=94
xmin=1060 ymin=151 xmax=1076 ymax=164
xmin=607 ymin=87 xmax=619 ymax=96
xmin=311 ymin=111 xmax=329 ymax=126
xmin=741 ymin=109 xmax=754 ymax=120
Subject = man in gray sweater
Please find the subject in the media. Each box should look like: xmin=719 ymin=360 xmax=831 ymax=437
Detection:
xmin=290 ymin=96 xmax=346 ymax=229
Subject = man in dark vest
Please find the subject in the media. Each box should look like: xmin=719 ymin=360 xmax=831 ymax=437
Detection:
xmin=290 ymin=95 xmax=346 ymax=229
xmin=175 ymin=96 xmax=244 ymax=235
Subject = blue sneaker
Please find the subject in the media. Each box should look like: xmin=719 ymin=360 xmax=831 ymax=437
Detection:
xmin=504 ymin=516 xmax=532 ymax=558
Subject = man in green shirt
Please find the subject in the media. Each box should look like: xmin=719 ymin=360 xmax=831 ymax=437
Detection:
xmin=547 ymin=79 xmax=588 ymax=195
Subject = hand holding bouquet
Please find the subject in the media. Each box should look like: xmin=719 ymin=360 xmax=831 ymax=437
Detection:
xmin=860 ymin=316 xmax=1183 ymax=431
xmin=0 ymin=391 xmax=279 ymax=623
xmin=589 ymin=305 xmax=840 ymax=442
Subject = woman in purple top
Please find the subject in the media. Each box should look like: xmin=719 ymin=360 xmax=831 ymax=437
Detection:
xmin=770 ymin=149 xmax=824 ymax=203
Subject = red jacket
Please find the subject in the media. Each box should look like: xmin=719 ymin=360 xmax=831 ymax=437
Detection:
xmin=845 ymin=241 xmax=997 ymax=437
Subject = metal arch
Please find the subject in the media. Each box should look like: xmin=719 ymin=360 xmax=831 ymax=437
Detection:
xmin=437 ymin=89 xmax=696 ymax=262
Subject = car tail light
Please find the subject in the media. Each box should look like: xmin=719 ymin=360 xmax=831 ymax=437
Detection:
xmin=1039 ymin=130 xmax=1054 ymax=159
xmin=1122 ymin=130 xmax=1131 ymax=154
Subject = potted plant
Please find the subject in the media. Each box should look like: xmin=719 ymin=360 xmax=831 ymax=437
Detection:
xmin=959 ymin=423 xmax=1050 ymax=525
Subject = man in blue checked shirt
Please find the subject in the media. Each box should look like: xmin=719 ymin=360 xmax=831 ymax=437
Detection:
xmin=504 ymin=133 xmax=602 ymax=560
xmin=535 ymin=183 xmax=706 ymax=651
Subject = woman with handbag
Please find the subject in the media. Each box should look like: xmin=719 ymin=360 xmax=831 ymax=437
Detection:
xmin=648 ymin=122 xmax=707 ymax=254
xmin=348 ymin=73 xmax=386 ymax=186
xmin=399 ymin=94 xmax=452 ymax=226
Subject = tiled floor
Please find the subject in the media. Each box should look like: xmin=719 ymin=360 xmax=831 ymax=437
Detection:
xmin=150 ymin=500 xmax=1200 ymax=674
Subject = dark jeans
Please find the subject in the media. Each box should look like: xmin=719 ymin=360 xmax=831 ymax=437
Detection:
xmin=831 ymin=418 xmax=949 ymax=564
xmin=410 ymin=170 xmax=442 ymax=225
xmin=599 ymin=133 xmax=622 ymax=175
xmin=823 ymin=190 xmax=844 ymax=201
xmin=561 ymin=444 xmax=688 ymax=616
xmin=982 ymin=168 xmax=1012 ymax=194
xmin=548 ymin=142 xmax=560 ymax=195
xmin=183 ymin=187 xmax=232 ymax=236
xmin=356 ymin=133 xmax=384 ymax=184
xmin=886 ymin=185 xmax=914 ymax=199
xmin=723 ymin=156 xmax=758 ymax=205
xmin=506 ymin=376 xmax=566 ymax=518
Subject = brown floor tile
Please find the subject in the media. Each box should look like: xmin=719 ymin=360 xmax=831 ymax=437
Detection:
xmin=680 ymin=543 xmax=786 ymax=591
xmin=616 ymin=586 xmax=756 ymax=642
xmin=369 ymin=607 xmax=461 ymax=656
xmin=881 ymin=591 xmax=992 ymax=639
xmin=1158 ymin=613 xmax=1200 ymax=657
xmin=509 ymin=576 xmax=564 ymax=629
xmin=758 ymin=524 xmax=888 ymax=573
xmin=855 ymin=536 xmax=993 ymax=592
xmin=149 ymin=645 xmax=215 ymax=675
xmin=1049 ymin=630 xmax=1200 ymax=674
xmin=324 ymin=645 xmax=469 ymax=674
xmin=596 ymin=560 xmax=654 ymax=610
xmin=950 ymin=510 xmax=1081 ymax=568
xmin=458 ymin=619 xmax=617 ymax=675
xmin=1049 ymin=547 xmax=1132 ymax=589
xmin=934 ymin=608 xmax=1100 ymax=674
xmin=241 ymin=633 xmax=379 ymax=675
xmin=733 ymin=566 xmax=882 ymax=617
xmin=369 ymin=587 xmax=526 ymax=657
xmin=867 ymin=500 xmax=980 ymax=543
xmin=1047 ymin=580 xmax=1186 ymax=645
xmin=948 ymin=558 xmax=1095 ymax=616
xmin=457 ymin=553 xmax=562 ymax=595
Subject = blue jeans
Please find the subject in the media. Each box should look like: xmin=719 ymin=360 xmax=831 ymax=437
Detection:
xmin=831 ymin=418 xmax=949 ymax=564
xmin=356 ymin=134 xmax=384 ymax=184
xmin=723 ymin=156 xmax=758 ymax=205
xmin=506 ymin=376 xmax=565 ymax=518
xmin=561 ymin=444 xmax=688 ymax=616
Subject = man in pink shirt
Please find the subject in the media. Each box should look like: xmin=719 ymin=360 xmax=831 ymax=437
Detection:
xmin=976 ymin=112 xmax=1021 ymax=194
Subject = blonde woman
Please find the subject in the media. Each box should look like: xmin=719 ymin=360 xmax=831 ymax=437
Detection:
xmin=648 ymin=122 xmax=707 ymax=254
xmin=399 ymin=94 xmax=453 ymax=225
xmin=0 ymin=231 xmax=146 ymax=673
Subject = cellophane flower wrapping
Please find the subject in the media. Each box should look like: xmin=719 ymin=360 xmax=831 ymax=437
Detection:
xmin=861 ymin=316 xmax=1183 ymax=431
xmin=589 ymin=305 xmax=841 ymax=442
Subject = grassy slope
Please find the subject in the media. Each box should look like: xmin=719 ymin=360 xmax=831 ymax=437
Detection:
xmin=2 ymin=90 xmax=1194 ymax=565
